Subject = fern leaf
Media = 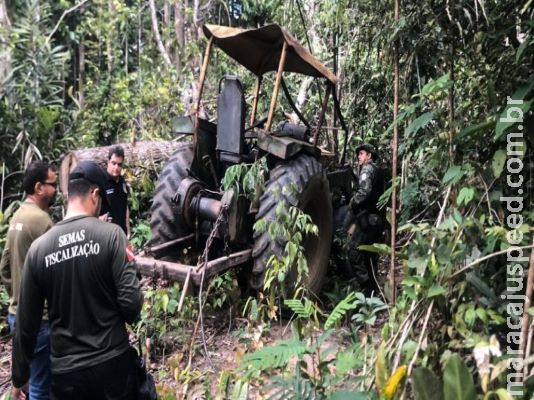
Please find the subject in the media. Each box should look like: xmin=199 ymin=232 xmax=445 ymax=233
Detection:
xmin=284 ymin=299 xmax=314 ymax=319
xmin=241 ymin=338 xmax=309 ymax=373
xmin=325 ymin=292 xmax=358 ymax=330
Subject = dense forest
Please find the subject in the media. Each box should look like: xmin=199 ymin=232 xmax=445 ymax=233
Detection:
xmin=0 ymin=0 xmax=533 ymax=399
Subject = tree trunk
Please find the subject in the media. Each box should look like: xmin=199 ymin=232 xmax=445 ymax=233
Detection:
xmin=289 ymin=77 xmax=313 ymax=124
xmin=58 ymin=140 xmax=187 ymax=194
xmin=448 ymin=41 xmax=455 ymax=165
xmin=163 ymin=0 xmax=170 ymax=54
xmin=0 ymin=0 xmax=12 ymax=85
xmin=149 ymin=0 xmax=172 ymax=67
xmin=174 ymin=0 xmax=185 ymax=66
xmin=390 ymin=0 xmax=400 ymax=305
xmin=175 ymin=0 xmax=185 ymax=47
xmin=79 ymin=41 xmax=85 ymax=108
xmin=106 ymin=0 xmax=114 ymax=72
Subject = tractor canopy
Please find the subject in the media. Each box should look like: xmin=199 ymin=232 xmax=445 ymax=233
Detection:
xmin=202 ymin=24 xmax=337 ymax=84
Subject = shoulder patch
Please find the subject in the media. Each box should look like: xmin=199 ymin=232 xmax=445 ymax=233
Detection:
xmin=360 ymin=172 xmax=369 ymax=181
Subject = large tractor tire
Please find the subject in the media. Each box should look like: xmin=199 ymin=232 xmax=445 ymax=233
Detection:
xmin=150 ymin=144 xmax=194 ymax=245
xmin=251 ymin=154 xmax=333 ymax=295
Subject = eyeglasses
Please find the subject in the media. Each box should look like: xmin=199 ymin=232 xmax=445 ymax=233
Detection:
xmin=42 ymin=181 xmax=58 ymax=189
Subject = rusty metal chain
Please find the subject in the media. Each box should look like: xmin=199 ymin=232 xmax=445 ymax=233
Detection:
xmin=196 ymin=202 xmax=228 ymax=268
xmin=197 ymin=203 xmax=228 ymax=366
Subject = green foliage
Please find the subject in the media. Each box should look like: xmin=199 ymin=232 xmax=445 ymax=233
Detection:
xmin=1 ymin=0 xmax=74 ymax=176
xmin=136 ymin=283 xmax=197 ymax=347
xmin=324 ymin=292 xmax=358 ymax=330
xmin=129 ymin=219 xmax=150 ymax=250
xmin=412 ymin=368 xmax=443 ymax=400
xmin=77 ymin=70 xmax=183 ymax=145
xmin=240 ymin=338 xmax=309 ymax=376
xmin=253 ymin=196 xmax=318 ymax=298
xmin=206 ymin=271 xmax=239 ymax=311
xmin=443 ymin=354 xmax=476 ymax=400
xmin=284 ymin=298 xmax=316 ymax=320
xmin=233 ymin=289 xmax=381 ymax=398
xmin=221 ymin=158 xmax=267 ymax=201
xmin=350 ymin=293 xmax=388 ymax=330
xmin=412 ymin=354 xmax=476 ymax=400
xmin=2 ymin=0 xmax=533 ymax=396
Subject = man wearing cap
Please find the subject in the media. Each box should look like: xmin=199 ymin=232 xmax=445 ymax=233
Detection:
xmin=1 ymin=160 xmax=57 ymax=400
xmin=11 ymin=161 xmax=143 ymax=399
xmin=349 ymin=143 xmax=385 ymax=296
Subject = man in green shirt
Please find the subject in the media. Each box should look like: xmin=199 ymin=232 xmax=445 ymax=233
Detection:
xmin=11 ymin=160 xmax=143 ymax=399
xmin=1 ymin=160 xmax=57 ymax=400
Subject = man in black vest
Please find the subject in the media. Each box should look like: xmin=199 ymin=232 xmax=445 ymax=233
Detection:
xmin=100 ymin=146 xmax=131 ymax=238
xmin=349 ymin=143 xmax=385 ymax=297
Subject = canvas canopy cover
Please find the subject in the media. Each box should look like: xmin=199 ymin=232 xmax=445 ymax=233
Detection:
xmin=202 ymin=24 xmax=338 ymax=84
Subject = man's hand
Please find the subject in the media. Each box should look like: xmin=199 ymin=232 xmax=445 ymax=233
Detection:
xmin=11 ymin=382 xmax=28 ymax=399
xmin=99 ymin=213 xmax=112 ymax=222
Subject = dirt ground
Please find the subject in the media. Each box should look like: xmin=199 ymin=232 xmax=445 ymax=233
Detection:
xmin=0 ymin=310 xmax=356 ymax=399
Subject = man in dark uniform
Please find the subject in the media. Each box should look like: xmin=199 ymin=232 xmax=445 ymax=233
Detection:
xmin=349 ymin=143 xmax=385 ymax=296
xmin=11 ymin=161 xmax=143 ymax=399
xmin=100 ymin=145 xmax=131 ymax=238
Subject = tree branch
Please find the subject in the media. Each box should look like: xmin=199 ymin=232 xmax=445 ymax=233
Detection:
xmin=46 ymin=0 xmax=89 ymax=44
xmin=450 ymin=244 xmax=534 ymax=279
xmin=148 ymin=0 xmax=172 ymax=67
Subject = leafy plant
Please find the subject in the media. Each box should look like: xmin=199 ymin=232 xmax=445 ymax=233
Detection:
xmin=351 ymin=292 xmax=388 ymax=331
xmin=324 ymin=292 xmax=358 ymax=330
xmin=221 ymin=158 xmax=267 ymax=202
xmin=253 ymin=199 xmax=318 ymax=299
xmin=130 ymin=219 xmax=151 ymax=250
xmin=412 ymin=354 xmax=477 ymax=400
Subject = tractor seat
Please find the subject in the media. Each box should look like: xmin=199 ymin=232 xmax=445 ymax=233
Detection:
xmin=217 ymin=75 xmax=246 ymax=163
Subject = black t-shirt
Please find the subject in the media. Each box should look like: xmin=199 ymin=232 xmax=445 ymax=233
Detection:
xmin=11 ymin=215 xmax=143 ymax=385
xmin=100 ymin=175 xmax=129 ymax=233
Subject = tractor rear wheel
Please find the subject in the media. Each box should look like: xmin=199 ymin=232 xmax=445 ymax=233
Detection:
xmin=150 ymin=144 xmax=194 ymax=245
xmin=251 ymin=154 xmax=333 ymax=295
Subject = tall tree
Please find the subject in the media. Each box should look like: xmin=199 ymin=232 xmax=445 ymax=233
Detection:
xmin=0 ymin=0 xmax=11 ymax=85
xmin=390 ymin=0 xmax=400 ymax=304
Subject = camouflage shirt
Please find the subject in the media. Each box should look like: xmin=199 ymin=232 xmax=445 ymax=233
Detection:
xmin=351 ymin=162 xmax=383 ymax=213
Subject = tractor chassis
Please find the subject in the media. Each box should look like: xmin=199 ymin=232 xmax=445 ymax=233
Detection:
xmin=134 ymin=235 xmax=252 ymax=285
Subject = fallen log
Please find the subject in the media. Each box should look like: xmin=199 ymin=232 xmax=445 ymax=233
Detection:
xmin=58 ymin=140 xmax=187 ymax=194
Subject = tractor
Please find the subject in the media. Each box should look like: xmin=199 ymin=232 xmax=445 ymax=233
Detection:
xmin=134 ymin=24 xmax=355 ymax=297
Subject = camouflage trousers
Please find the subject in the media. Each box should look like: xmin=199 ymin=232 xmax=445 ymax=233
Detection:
xmin=337 ymin=210 xmax=384 ymax=289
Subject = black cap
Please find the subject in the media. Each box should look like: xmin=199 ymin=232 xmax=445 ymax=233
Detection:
xmin=69 ymin=161 xmax=110 ymax=203
xmin=356 ymin=143 xmax=378 ymax=160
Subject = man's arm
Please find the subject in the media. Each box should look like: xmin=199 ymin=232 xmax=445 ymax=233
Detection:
xmin=12 ymin=250 xmax=44 ymax=388
xmin=125 ymin=207 xmax=131 ymax=240
xmin=0 ymin=246 xmax=11 ymax=286
xmin=110 ymin=228 xmax=143 ymax=323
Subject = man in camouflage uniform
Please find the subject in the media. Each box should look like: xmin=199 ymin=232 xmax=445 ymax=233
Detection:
xmin=349 ymin=143 xmax=385 ymax=296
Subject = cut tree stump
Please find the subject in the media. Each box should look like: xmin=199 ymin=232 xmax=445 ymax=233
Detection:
xmin=59 ymin=140 xmax=187 ymax=194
